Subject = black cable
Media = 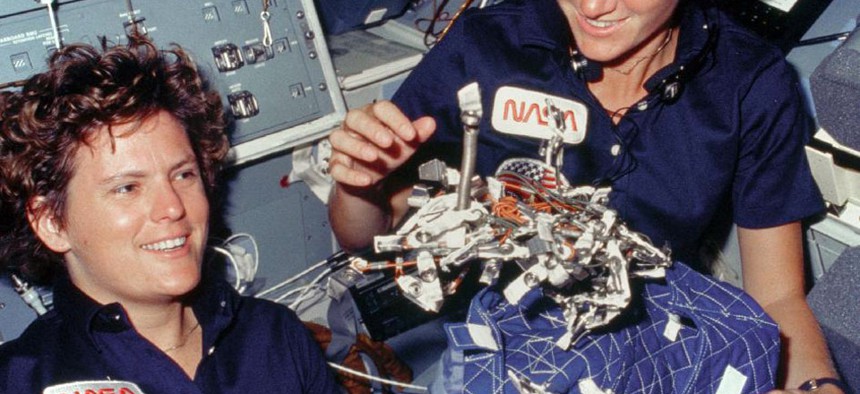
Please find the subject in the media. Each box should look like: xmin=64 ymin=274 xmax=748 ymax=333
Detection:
xmin=794 ymin=31 xmax=851 ymax=47
xmin=415 ymin=0 xmax=453 ymax=47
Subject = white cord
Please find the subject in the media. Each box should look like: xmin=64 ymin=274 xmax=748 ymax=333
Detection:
xmin=209 ymin=233 xmax=260 ymax=293
xmin=210 ymin=245 xmax=242 ymax=290
xmin=223 ymin=232 xmax=259 ymax=284
xmin=287 ymin=269 xmax=330 ymax=309
xmin=40 ymin=0 xmax=62 ymax=49
xmin=326 ymin=362 xmax=428 ymax=392
xmin=273 ymin=284 xmax=314 ymax=303
xmin=255 ymin=258 xmax=330 ymax=298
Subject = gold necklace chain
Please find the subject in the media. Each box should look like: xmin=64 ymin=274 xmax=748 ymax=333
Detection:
xmin=161 ymin=321 xmax=200 ymax=353
xmin=607 ymin=27 xmax=674 ymax=76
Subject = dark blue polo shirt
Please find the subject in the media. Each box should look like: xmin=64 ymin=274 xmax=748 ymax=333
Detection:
xmin=392 ymin=0 xmax=824 ymax=265
xmin=0 ymin=275 xmax=339 ymax=393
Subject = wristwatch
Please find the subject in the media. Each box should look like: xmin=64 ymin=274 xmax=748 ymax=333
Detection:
xmin=798 ymin=377 xmax=848 ymax=392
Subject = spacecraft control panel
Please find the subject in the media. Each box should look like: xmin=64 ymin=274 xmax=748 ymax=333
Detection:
xmin=0 ymin=0 xmax=346 ymax=164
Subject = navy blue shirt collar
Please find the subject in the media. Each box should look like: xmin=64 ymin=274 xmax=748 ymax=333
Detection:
xmin=52 ymin=275 xmax=133 ymax=353
xmin=646 ymin=1 xmax=719 ymax=94
xmin=51 ymin=270 xmax=241 ymax=354
xmin=3 ymin=269 xmax=340 ymax=393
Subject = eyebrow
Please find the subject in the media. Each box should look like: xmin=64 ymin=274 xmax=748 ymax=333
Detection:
xmin=97 ymin=154 xmax=199 ymax=186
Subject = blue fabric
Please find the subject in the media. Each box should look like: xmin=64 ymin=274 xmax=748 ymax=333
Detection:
xmin=0 ymin=274 xmax=339 ymax=394
xmin=435 ymin=262 xmax=780 ymax=394
xmin=391 ymin=0 xmax=824 ymax=265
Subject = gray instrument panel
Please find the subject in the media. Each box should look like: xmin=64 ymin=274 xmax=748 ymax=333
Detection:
xmin=0 ymin=0 xmax=345 ymax=162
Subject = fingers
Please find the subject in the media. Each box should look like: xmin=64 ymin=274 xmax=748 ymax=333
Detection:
xmin=328 ymin=123 xmax=384 ymax=187
xmin=328 ymin=152 xmax=372 ymax=187
xmin=343 ymin=109 xmax=392 ymax=150
xmin=329 ymin=121 xmax=378 ymax=163
xmin=369 ymin=101 xmax=418 ymax=142
xmin=327 ymin=101 xmax=436 ymax=188
xmin=343 ymin=100 xmax=416 ymax=150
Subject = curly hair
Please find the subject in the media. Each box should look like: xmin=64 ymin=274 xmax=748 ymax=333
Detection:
xmin=0 ymin=36 xmax=230 ymax=284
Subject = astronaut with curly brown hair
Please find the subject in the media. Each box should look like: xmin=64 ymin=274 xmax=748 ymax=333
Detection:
xmin=0 ymin=36 xmax=338 ymax=394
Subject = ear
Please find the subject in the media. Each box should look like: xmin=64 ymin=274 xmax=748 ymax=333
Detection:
xmin=27 ymin=198 xmax=72 ymax=254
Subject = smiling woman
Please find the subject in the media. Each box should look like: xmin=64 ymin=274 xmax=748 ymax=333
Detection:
xmin=326 ymin=0 xmax=842 ymax=391
xmin=46 ymin=111 xmax=210 ymax=309
xmin=0 ymin=36 xmax=339 ymax=393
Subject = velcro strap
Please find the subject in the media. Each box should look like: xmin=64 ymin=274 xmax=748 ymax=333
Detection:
xmin=446 ymin=323 xmax=499 ymax=351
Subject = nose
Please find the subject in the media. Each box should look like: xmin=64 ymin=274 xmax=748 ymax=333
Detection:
xmin=578 ymin=0 xmax=618 ymax=19
xmin=151 ymin=182 xmax=186 ymax=222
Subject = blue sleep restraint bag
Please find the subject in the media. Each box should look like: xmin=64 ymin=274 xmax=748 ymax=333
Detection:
xmin=436 ymin=262 xmax=780 ymax=394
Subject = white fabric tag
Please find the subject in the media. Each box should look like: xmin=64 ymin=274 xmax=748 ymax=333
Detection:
xmin=44 ymin=380 xmax=146 ymax=394
xmin=491 ymin=86 xmax=588 ymax=144
xmin=467 ymin=323 xmax=499 ymax=351
xmin=715 ymin=365 xmax=748 ymax=394
xmin=662 ymin=313 xmax=682 ymax=342
xmin=579 ymin=377 xmax=612 ymax=394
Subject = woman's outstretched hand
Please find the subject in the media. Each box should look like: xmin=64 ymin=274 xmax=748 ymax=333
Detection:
xmin=328 ymin=100 xmax=436 ymax=188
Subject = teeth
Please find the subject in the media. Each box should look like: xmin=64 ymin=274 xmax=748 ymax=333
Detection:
xmin=585 ymin=18 xmax=616 ymax=28
xmin=142 ymin=236 xmax=187 ymax=251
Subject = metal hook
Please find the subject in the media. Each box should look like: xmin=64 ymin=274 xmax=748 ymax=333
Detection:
xmin=261 ymin=11 xmax=273 ymax=47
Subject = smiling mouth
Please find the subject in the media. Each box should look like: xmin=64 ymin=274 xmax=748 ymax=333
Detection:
xmin=141 ymin=236 xmax=187 ymax=251
xmin=579 ymin=12 xmax=631 ymax=31
xmin=586 ymin=19 xmax=613 ymax=28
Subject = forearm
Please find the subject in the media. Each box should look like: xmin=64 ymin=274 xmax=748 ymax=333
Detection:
xmin=761 ymin=294 xmax=838 ymax=389
xmin=328 ymin=178 xmax=414 ymax=253
xmin=738 ymin=223 xmax=841 ymax=391
xmin=328 ymin=182 xmax=391 ymax=253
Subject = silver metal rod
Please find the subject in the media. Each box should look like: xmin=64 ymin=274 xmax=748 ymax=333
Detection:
xmin=457 ymin=122 xmax=479 ymax=210
xmin=455 ymin=82 xmax=482 ymax=211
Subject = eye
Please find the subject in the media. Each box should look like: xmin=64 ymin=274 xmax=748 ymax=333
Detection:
xmin=175 ymin=168 xmax=200 ymax=181
xmin=114 ymin=184 xmax=137 ymax=194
